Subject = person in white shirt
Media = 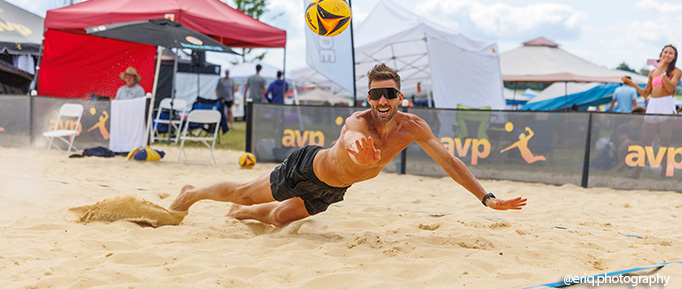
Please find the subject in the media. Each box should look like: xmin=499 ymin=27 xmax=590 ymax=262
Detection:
xmin=115 ymin=67 xmax=145 ymax=100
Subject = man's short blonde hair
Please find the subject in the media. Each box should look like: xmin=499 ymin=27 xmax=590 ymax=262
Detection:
xmin=367 ymin=63 xmax=401 ymax=90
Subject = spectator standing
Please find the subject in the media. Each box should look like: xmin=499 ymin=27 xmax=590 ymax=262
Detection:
xmin=244 ymin=64 xmax=267 ymax=104
xmin=216 ymin=69 xmax=237 ymax=128
xmin=622 ymin=44 xmax=681 ymax=179
xmin=265 ymin=70 xmax=288 ymax=104
xmin=609 ymin=77 xmax=638 ymax=113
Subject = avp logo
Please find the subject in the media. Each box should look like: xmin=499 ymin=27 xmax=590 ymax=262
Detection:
xmin=0 ymin=21 xmax=33 ymax=36
xmin=86 ymin=107 xmax=109 ymax=139
xmin=280 ymin=116 xmax=345 ymax=148
xmin=440 ymin=137 xmax=490 ymax=165
xmin=499 ymin=122 xmax=546 ymax=164
xmin=281 ymin=129 xmax=325 ymax=148
xmin=626 ymin=145 xmax=682 ymax=177
xmin=440 ymin=122 xmax=546 ymax=165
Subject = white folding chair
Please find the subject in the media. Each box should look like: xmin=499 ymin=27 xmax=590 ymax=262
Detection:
xmin=151 ymin=98 xmax=189 ymax=144
xmin=43 ymin=103 xmax=84 ymax=154
xmin=177 ymin=110 xmax=222 ymax=164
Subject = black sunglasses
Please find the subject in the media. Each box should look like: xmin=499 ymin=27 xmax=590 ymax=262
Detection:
xmin=368 ymin=87 xmax=400 ymax=100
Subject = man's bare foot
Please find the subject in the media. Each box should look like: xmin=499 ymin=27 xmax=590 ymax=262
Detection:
xmin=226 ymin=203 xmax=244 ymax=219
xmin=169 ymin=185 xmax=197 ymax=211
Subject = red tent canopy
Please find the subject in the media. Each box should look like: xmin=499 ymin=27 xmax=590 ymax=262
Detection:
xmin=44 ymin=0 xmax=286 ymax=48
xmin=39 ymin=0 xmax=287 ymax=98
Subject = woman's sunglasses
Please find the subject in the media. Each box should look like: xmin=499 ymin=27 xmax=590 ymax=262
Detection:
xmin=368 ymin=87 xmax=400 ymax=100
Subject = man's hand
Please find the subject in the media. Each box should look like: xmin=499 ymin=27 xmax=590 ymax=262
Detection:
xmin=345 ymin=136 xmax=381 ymax=166
xmin=486 ymin=197 xmax=527 ymax=210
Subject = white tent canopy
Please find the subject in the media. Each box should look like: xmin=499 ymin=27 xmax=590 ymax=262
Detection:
xmin=291 ymin=0 xmax=505 ymax=110
xmin=229 ymin=60 xmax=280 ymax=82
xmin=501 ymin=37 xmax=647 ymax=84
xmin=293 ymin=87 xmax=352 ymax=106
xmin=526 ymin=82 xmax=602 ymax=105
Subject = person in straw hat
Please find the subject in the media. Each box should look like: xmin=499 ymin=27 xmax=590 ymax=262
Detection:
xmin=116 ymin=67 xmax=145 ymax=100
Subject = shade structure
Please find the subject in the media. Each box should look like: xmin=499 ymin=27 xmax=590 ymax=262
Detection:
xmin=501 ymin=37 xmax=647 ymax=83
xmin=0 ymin=0 xmax=44 ymax=55
xmin=39 ymin=0 xmax=286 ymax=98
xmin=85 ymin=18 xmax=240 ymax=145
xmin=85 ymin=19 xmax=239 ymax=54
xmin=44 ymin=0 xmax=286 ymax=48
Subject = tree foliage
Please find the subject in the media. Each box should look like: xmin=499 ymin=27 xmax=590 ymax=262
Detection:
xmin=233 ymin=0 xmax=269 ymax=20
xmin=226 ymin=0 xmax=270 ymax=63
xmin=615 ymin=62 xmax=636 ymax=73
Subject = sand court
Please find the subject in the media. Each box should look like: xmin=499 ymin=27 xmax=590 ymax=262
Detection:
xmin=1 ymin=146 xmax=681 ymax=288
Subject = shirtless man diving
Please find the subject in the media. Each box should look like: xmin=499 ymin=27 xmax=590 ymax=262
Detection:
xmin=170 ymin=63 xmax=527 ymax=227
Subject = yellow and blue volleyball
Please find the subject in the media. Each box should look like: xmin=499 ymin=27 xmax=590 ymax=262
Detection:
xmin=239 ymin=152 xmax=256 ymax=169
xmin=305 ymin=0 xmax=352 ymax=37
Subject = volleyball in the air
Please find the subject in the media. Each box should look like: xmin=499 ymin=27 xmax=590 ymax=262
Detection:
xmin=305 ymin=0 xmax=352 ymax=37
xmin=239 ymin=152 xmax=256 ymax=169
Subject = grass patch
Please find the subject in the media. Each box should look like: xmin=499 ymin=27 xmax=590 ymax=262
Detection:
xmin=153 ymin=121 xmax=246 ymax=151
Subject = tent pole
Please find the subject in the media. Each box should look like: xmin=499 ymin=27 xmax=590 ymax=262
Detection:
xmin=145 ymin=46 xmax=163 ymax=146
xmin=564 ymin=81 xmax=568 ymax=111
xmin=30 ymin=38 xmax=46 ymax=147
xmin=167 ymin=49 xmax=179 ymax=143
xmin=426 ymin=81 xmax=433 ymax=108
xmin=282 ymin=47 xmax=286 ymax=86
xmin=512 ymin=82 xmax=517 ymax=110
xmin=349 ymin=0 xmax=357 ymax=107
xmin=292 ymin=81 xmax=300 ymax=105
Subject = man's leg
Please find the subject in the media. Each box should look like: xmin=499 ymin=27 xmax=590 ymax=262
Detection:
xmin=227 ymin=107 xmax=234 ymax=127
xmin=228 ymin=197 xmax=310 ymax=227
xmin=170 ymin=173 xmax=274 ymax=211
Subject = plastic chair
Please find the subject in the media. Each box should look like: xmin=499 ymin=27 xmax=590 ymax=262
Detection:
xmin=43 ymin=103 xmax=84 ymax=154
xmin=177 ymin=110 xmax=222 ymax=164
xmin=151 ymin=98 xmax=189 ymax=144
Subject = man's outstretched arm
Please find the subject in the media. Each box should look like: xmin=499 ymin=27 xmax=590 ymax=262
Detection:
xmin=413 ymin=118 xmax=526 ymax=210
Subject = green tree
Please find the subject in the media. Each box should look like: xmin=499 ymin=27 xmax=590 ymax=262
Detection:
xmin=224 ymin=0 xmax=270 ymax=63
xmin=615 ymin=62 xmax=636 ymax=73
xmin=233 ymin=0 xmax=268 ymax=20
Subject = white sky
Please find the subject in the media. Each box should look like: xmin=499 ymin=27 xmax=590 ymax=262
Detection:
xmin=7 ymin=0 xmax=682 ymax=74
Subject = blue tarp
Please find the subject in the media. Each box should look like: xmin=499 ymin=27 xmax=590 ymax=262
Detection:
xmin=520 ymin=83 xmax=643 ymax=111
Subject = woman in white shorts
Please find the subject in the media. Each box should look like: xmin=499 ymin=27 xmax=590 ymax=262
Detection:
xmin=622 ymin=44 xmax=681 ymax=179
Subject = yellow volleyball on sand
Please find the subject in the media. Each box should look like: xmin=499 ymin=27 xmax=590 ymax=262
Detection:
xmin=305 ymin=0 xmax=352 ymax=37
xmin=239 ymin=152 xmax=256 ymax=169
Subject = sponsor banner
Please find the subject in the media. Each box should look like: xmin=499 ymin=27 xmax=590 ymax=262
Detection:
xmin=588 ymin=113 xmax=682 ymax=190
xmin=251 ymin=103 xmax=682 ymax=191
xmin=31 ymin=97 xmax=112 ymax=149
xmin=303 ymin=0 xmax=355 ymax=95
xmin=0 ymin=95 xmax=31 ymax=147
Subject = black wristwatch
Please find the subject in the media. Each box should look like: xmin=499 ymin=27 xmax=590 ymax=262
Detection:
xmin=482 ymin=193 xmax=496 ymax=207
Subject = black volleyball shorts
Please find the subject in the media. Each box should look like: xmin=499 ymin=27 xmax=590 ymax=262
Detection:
xmin=270 ymin=145 xmax=350 ymax=215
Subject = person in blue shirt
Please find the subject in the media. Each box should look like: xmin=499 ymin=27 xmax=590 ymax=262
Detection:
xmin=609 ymin=76 xmax=638 ymax=113
xmin=265 ymin=71 xmax=288 ymax=104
